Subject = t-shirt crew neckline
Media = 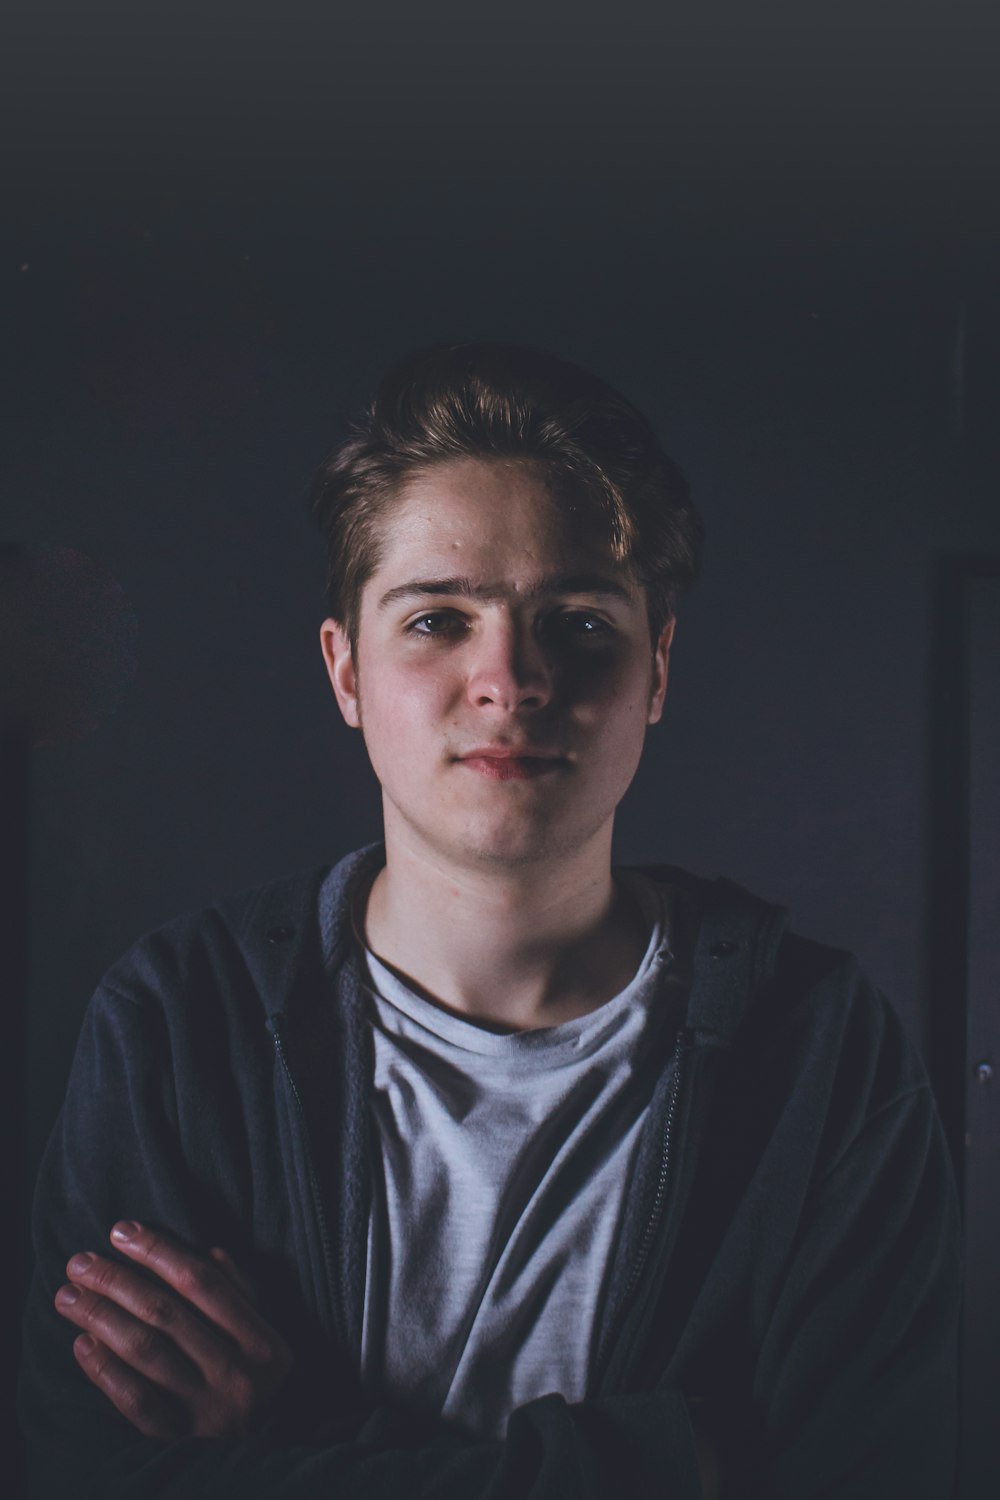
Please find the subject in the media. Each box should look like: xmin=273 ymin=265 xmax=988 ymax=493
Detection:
xmin=350 ymin=868 xmax=674 ymax=1062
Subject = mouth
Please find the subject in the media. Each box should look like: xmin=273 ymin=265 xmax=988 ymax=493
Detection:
xmin=456 ymin=748 xmax=569 ymax=782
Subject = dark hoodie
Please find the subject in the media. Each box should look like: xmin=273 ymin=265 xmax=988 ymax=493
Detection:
xmin=18 ymin=846 xmax=961 ymax=1498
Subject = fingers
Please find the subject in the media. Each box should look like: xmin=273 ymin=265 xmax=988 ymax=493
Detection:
xmin=106 ymin=1222 xmax=275 ymax=1363
xmin=70 ymin=1333 xmax=186 ymax=1440
xmin=55 ymin=1259 xmax=217 ymax=1389
xmin=54 ymin=1224 xmax=294 ymax=1439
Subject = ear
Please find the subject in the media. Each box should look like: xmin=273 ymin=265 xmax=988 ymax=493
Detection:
xmin=647 ymin=617 xmax=675 ymax=725
xmin=319 ymin=618 xmax=362 ymax=729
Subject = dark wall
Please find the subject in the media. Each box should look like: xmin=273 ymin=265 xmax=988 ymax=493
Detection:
xmin=5 ymin=3 xmax=998 ymax=1254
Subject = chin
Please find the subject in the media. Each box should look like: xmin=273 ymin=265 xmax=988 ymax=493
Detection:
xmin=447 ymin=815 xmax=592 ymax=870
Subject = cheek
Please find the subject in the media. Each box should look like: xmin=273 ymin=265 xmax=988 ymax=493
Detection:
xmin=568 ymin=653 xmax=654 ymax=725
xmin=363 ymin=659 xmax=455 ymax=736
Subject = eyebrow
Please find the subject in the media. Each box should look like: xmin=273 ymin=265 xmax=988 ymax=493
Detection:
xmin=377 ymin=573 xmax=635 ymax=611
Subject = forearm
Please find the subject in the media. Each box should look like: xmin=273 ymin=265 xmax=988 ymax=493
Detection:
xmin=21 ymin=1387 xmax=708 ymax=1500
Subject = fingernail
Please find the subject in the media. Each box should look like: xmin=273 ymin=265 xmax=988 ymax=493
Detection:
xmin=55 ymin=1284 xmax=80 ymax=1307
xmin=75 ymin=1334 xmax=96 ymax=1356
xmin=111 ymin=1221 xmax=139 ymax=1242
xmin=67 ymin=1253 xmax=94 ymax=1276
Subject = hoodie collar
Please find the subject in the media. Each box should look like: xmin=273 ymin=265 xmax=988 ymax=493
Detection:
xmin=216 ymin=847 xmax=787 ymax=1045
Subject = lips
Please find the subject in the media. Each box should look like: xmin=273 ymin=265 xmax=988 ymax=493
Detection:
xmin=457 ymin=747 xmax=568 ymax=781
xmin=460 ymin=745 xmax=565 ymax=760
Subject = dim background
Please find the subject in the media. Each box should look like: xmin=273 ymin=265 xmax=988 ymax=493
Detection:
xmin=3 ymin=0 xmax=999 ymax=1467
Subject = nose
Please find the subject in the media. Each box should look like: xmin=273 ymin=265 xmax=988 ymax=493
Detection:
xmin=466 ymin=614 xmax=554 ymax=713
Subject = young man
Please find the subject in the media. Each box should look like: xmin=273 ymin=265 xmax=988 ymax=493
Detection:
xmin=19 ymin=344 xmax=960 ymax=1498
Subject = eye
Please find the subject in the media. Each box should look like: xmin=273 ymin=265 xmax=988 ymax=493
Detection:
xmin=406 ymin=610 xmax=467 ymax=637
xmin=548 ymin=610 xmax=613 ymax=640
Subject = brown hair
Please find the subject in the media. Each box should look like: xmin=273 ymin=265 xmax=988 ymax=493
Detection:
xmin=308 ymin=341 xmax=703 ymax=648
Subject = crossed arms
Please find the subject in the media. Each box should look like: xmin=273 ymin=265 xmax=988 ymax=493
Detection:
xmin=19 ymin=939 xmax=961 ymax=1500
xmin=42 ymin=1217 xmax=721 ymax=1498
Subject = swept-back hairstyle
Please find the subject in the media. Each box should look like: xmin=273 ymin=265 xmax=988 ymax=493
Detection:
xmin=308 ymin=341 xmax=703 ymax=648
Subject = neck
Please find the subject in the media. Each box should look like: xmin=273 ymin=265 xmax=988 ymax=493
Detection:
xmin=361 ymin=822 xmax=649 ymax=1032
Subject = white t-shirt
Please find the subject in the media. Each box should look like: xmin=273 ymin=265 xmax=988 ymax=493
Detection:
xmin=353 ymin=870 xmax=688 ymax=1439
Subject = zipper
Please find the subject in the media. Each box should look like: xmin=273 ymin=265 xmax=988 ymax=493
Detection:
xmin=270 ymin=1014 xmax=345 ymax=1349
xmin=595 ymin=1023 xmax=692 ymax=1389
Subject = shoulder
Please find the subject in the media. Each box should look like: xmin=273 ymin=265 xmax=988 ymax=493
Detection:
xmin=766 ymin=928 xmax=937 ymax=1172
xmin=640 ymin=861 xmax=932 ymax=1119
xmin=93 ymin=845 xmax=381 ymax=1028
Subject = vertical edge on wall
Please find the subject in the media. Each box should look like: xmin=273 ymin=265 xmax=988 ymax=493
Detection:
xmin=960 ymin=566 xmax=1000 ymax=1499
xmin=926 ymin=556 xmax=970 ymax=1184
xmin=929 ymin=557 xmax=1000 ymax=1497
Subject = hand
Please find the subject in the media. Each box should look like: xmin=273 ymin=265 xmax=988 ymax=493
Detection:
xmin=53 ymin=1221 xmax=294 ymax=1439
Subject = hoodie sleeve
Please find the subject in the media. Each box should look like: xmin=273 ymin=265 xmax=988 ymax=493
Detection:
xmin=621 ymin=934 xmax=962 ymax=1500
xmin=715 ymin=948 xmax=964 ymax=1500
xmin=751 ymin=1076 xmax=962 ymax=1500
xmin=18 ymin=981 xmax=707 ymax=1500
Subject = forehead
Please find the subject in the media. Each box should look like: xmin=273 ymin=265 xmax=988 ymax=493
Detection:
xmin=372 ymin=456 xmax=618 ymax=573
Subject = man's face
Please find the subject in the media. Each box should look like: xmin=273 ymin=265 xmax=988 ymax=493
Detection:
xmin=320 ymin=456 xmax=673 ymax=872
